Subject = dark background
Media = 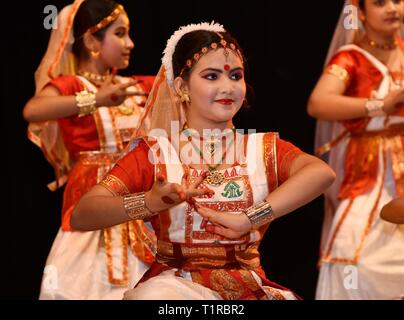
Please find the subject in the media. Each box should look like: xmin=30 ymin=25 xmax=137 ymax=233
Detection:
xmin=1 ymin=0 xmax=344 ymax=300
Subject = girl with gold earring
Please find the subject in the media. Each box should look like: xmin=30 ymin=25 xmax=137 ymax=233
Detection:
xmin=71 ymin=23 xmax=335 ymax=300
xmin=23 ymin=0 xmax=156 ymax=300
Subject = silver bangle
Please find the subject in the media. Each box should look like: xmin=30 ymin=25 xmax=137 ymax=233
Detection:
xmin=122 ymin=192 xmax=153 ymax=220
xmin=244 ymin=200 xmax=275 ymax=229
xmin=365 ymin=99 xmax=385 ymax=117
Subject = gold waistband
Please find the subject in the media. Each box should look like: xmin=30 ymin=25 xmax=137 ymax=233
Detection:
xmin=78 ymin=150 xmax=123 ymax=165
xmin=156 ymin=240 xmax=261 ymax=270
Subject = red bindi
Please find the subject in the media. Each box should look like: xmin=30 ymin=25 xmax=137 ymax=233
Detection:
xmin=224 ymin=64 xmax=230 ymax=71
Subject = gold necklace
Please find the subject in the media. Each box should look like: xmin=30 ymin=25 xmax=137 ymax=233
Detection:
xmin=78 ymin=70 xmax=138 ymax=115
xmin=182 ymin=126 xmax=236 ymax=186
xmin=78 ymin=70 xmax=111 ymax=82
xmin=117 ymin=101 xmax=135 ymax=116
xmin=183 ymin=124 xmax=236 ymax=158
xmin=365 ymin=35 xmax=397 ymax=51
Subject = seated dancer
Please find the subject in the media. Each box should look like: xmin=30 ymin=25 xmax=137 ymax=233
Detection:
xmin=72 ymin=22 xmax=335 ymax=300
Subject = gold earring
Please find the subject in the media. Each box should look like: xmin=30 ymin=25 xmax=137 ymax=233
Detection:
xmin=90 ymin=50 xmax=100 ymax=59
xmin=180 ymin=92 xmax=190 ymax=103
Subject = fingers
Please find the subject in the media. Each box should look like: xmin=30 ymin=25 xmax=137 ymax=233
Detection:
xmin=205 ymin=224 xmax=241 ymax=239
xmin=196 ymin=205 xmax=250 ymax=236
xmin=189 ymin=171 xmax=208 ymax=189
xmin=124 ymin=91 xmax=148 ymax=97
xmin=200 ymin=217 xmax=209 ymax=229
xmin=183 ymin=171 xmax=214 ymax=199
xmin=156 ymin=174 xmax=166 ymax=183
xmin=171 ymin=183 xmax=186 ymax=201
xmin=119 ymin=80 xmax=138 ymax=90
xmin=195 ymin=205 xmax=214 ymax=219
xmin=181 ymin=172 xmax=189 ymax=188
xmin=187 ymin=187 xmax=214 ymax=199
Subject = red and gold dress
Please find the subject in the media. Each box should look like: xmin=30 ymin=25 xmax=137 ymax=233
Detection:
xmin=101 ymin=132 xmax=303 ymax=300
xmin=316 ymin=44 xmax=404 ymax=299
xmin=30 ymin=74 xmax=157 ymax=299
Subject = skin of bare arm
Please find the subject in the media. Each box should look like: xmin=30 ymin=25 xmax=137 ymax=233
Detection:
xmin=22 ymin=76 xmax=140 ymax=122
xmin=380 ymin=197 xmax=404 ymax=224
xmin=71 ymin=172 xmax=213 ymax=231
xmin=307 ymin=73 xmax=404 ymax=121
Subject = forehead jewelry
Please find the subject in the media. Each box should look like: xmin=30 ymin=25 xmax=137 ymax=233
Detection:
xmin=215 ymin=32 xmax=229 ymax=61
xmin=182 ymin=125 xmax=236 ymax=186
xmin=224 ymin=64 xmax=230 ymax=71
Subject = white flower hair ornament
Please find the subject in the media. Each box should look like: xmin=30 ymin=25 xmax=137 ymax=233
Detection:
xmin=162 ymin=22 xmax=226 ymax=86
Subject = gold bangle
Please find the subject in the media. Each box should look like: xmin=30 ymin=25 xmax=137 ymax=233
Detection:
xmin=75 ymin=90 xmax=97 ymax=117
xmin=122 ymin=192 xmax=153 ymax=220
xmin=244 ymin=200 xmax=275 ymax=229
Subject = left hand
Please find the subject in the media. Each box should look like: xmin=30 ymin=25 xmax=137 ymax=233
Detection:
xmin=195 ymin=205 xmax=252 ymax=239
xmin=145 ymin=172 xmax=213 ymax=213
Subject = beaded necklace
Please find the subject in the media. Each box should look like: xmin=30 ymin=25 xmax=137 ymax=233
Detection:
xmin=182 ymin=126 xmax=236 ymax=186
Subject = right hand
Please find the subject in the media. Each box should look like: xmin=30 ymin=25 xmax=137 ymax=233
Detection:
xmin=383 ymin=87 xmax=404 ymax=114
xmin=95 ymin=76 xmax=140 ymax=107
xmin=144 ymin=172 xmax=214 ymax=213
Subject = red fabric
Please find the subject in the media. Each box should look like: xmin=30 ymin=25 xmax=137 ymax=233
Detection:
xmin=48 ymin=74 xmax=155 ymax=229
xmin=137 ymin=261 xmax=300 ymax=300
xmin=276 ymin=138 xmax=304 ymax=184
xmin=327 ymin=49 xmax=404 ymax=198
xmin=338 ymin=134 xmax=380 ymax=199
xmin=109 ymin=136 xmax=303 ymax=192
xmin=62 ymin=163 xmax=99 ymax=231
xmin=327 ymin=50 xmax=383 ymax=132
xmin=108 ymin=140 xmax=155 ymax=193
xmin=108 ymin=135 xmax=302 ymax=299
xmin=49 ymin=75 xmax=156 ymax=159
xmin=130 ymin=75 xmax=155 ymax=94
xmin=49 ymin=75 xmax=101 ymax=158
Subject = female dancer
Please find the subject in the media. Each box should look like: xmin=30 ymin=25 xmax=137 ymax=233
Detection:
xmin=308 ymin=0 xmax=404 ymax=299
xmin=72 ymin=22 xmax=335 ymax=300
xmin=23 ymin=0 xmax=155 ymax=299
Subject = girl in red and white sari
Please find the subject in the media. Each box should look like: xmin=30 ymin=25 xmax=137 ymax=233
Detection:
xmin=23 ymin=0 xmax=155 ymax=299
xmin=308 ymin=0 xmax=404 ymax=299
xmin=72 ymin=22 xmax=335 ymax=300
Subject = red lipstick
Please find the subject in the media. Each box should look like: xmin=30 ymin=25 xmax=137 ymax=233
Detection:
xmin=215 ymin=99 xmax=234 ymax=105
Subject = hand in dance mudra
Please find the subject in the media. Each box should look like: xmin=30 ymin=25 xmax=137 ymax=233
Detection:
xmin=145 ymin=172 xmax=214 ymax=213
xmin=195 ymin=205 xmax=252 ymax=239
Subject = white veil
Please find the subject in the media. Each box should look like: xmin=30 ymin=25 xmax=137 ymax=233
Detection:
xmin=314 ymin=0 xmax=404 ymax=253
xmin=28 ymin=0 xmax=84 ymax=190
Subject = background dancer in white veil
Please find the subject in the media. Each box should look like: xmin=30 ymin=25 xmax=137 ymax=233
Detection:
xmin=23 ymin=0 xmax=156 ymax=299
xmin=308 ymin=0 xmax=404 ymax=299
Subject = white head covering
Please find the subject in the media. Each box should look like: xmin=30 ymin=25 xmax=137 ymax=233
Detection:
xmin=314 ymin=0 xmax=404 ymax=252
xmin=28 ymin=0 xmax=85 ymax=190
xmin=35 ymin=0 xmax=84 ymax=93
xmin=133 ymin=22 xmax=227 ymax=140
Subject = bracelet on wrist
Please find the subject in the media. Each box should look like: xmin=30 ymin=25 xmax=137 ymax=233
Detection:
xmin=365 ymin=99 xmax=385 ymax=117
xmin=75 ymin=90 xmax=97 ymax=117
xmin=122 ymin=192 xmax=153 ymax=220
xmin=243 ymin=200 xmax=275 ymax=229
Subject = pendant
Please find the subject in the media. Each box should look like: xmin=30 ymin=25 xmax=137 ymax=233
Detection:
xmin=117 ymin=105 xmax=134 ymax=115
xmin=205 ymin=170 xmax=225 ymax=186
xmin=204 ymin=138 xmax=220 ymax=157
